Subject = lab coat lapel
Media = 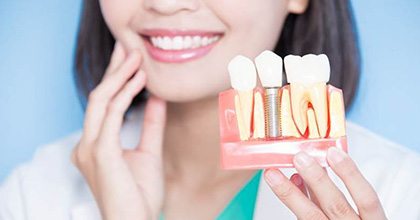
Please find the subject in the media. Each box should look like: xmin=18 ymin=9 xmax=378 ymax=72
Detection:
xmin=71 ymin=200 xmax=101 ymax=220
xmin=253 ymin=168 xmax=296 ymax=220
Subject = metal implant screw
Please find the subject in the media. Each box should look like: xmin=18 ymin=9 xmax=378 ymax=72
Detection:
xmin=264 ymin=88 xmax=282 ymax=138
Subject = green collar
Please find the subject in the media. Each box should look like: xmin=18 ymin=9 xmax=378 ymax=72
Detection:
xmin=160 ymin=170 xmax=262 ymax=220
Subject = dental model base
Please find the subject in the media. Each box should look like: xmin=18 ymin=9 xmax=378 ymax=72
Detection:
xmin=220 ymin=52 xmax=347 ymax=169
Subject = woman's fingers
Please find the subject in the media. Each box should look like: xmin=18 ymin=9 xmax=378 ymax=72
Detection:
xmin=137 ymin=96 xmax=167 ymax=156
xmin=327 ymin=147 xmax=387 ymax=220
xmin=99 ymin=69 xmax=146 ymax=144
xmin=105 ymin=41 xmax=126 ymax=76
xmin=293 ymin=152 xmax=360 ymax=219
xmin=290 ymin=173 xmax=308 ymax=196
xmin=264 ymin=169 xmax=328 ymax=220
xmin=306 ymin=168 xmax=328 ymax=207
xmin=82 ymin=51 xmax=142 ymax=142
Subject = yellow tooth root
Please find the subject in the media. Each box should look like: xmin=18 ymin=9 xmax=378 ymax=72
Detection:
xmin=252 ymin=91 xmax=265 ymax=139
xmin=290 ymin=84 xmax=308 ymax=135
xmin=309 ymin=83 xmax=329 ymax=138
xmin=329 ymin=91 xmax=346 ymax=137
xmin=307 ymin=108 xmax=321 ymax=139
xmin=280 ymin=88 xmax=301 ymax=138
xmin=234 ymin=95 xmax=248 ymax=140
xmin=235 ymin=91 xmax=253 ymax=140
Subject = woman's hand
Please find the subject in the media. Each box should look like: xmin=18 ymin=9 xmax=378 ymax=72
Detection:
xmin=264 ymin=147 xmax=387 ymax=220
xmin=71 ymin=42 xmax=166 ymax=220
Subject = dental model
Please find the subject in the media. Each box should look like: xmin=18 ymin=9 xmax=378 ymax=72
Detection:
xmin=252 ymin=90 xmax=265 ymax=139
xmin=219 ymin=52 xmax=347 ymax=169
xmin=329 ymin=91 xmax=346 ymax=137
xmin=255 ymin=51 xmax=283 ymax=138
xmin=284 ymin=54 xmax=330 ymax=138
xmin=280 ymin=87 xmax=301 ymax=138
xmin=228 ymin=55 xmax=257 ymax=140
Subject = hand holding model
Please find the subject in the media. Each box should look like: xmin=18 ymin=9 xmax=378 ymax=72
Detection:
xmin=71 ymin=42 xmax=166 ymax=220
xmin=265 ymin=148 xmax=387 ymax=220
xmin=224 ymin=51 xmax=387 ymax=219
xmin=267 ymin=53 xmax=386 ymax=219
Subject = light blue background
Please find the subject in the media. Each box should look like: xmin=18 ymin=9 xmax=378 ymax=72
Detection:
xmin=1 ymin=0 xmax=419 ymax=182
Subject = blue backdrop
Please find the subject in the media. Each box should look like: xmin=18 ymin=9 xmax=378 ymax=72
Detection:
xmin=1 ymin=0 xmax=419 ymax=181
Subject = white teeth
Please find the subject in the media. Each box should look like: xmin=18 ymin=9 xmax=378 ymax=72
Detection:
xmin=228 ymin=55 xmax=257 ymax=91
xmin=192 ymin=36 xmax=201 ymax=48
xmin=254 ymin=50 xmax=283 ymax=88
xmin=150 ymin=35 xmax=220 ymax=50
xmin=285 ymin=54 xmax=330 ymax=84
xmin=173 ymin=36 xmax=183 ymax=50
xmin=201 ymin=37 xmax=209 ymax=47
xmin=162 ymin=37 xmax=171 ymax=50
xmin=183 ymin=36 xmax=192 ymax=49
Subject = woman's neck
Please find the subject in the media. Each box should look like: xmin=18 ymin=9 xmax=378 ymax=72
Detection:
xmin=163 ymin=95 xmax=228 ymax=185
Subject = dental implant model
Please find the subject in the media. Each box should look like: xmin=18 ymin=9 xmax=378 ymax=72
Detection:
xmin=219 ymin=51 xmax=347 ymax=169
xmin=255 ymin=51 xmax=283 ymax=139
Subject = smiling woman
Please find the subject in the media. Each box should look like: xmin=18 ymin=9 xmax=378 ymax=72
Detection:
xmin=75 ymin=0 xmax=358 ymax=106
xmin=1 ymin=0 xmax=420 ymax=219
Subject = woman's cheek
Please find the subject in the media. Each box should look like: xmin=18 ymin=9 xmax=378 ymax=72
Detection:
xmin=99 ymin=0 xmax=139 ymax=35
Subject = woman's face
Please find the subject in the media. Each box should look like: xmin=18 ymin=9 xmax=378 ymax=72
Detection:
xmin=99 ymin=0 xmax=308 ymax=102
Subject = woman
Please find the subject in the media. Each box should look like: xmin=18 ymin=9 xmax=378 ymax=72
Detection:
xmin=1 ymin=0 xmax=419 ymax=219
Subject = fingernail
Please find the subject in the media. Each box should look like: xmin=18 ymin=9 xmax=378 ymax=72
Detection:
xmin=328 ymin=147 xmax=346 ymax=164
xmin=290 ymin=173 xmax=303 ymax=186
xmin=265 ymin=169 xmax=285 ymax=185
xmin=294 ymin=152 xmax=314 ymax=168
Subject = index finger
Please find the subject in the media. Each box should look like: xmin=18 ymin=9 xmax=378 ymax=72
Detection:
xmin=103 ymin=41 xmax=126 ymax=79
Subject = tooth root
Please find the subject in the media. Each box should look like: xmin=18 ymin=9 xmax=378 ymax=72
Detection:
xmin=234 ymin=94 xmax=249 ymax=140
xmin=307 ymin=108 xmax=320 ymax=139
xmin=309 ymin=83 xmax=329 ymax=137
xmin=252 ymin=91 xmax=265 ymax=139
xmin=280 ymin=88 xmax=301 ymax=138
xmin=235 ymin=91 xmax=253 ymax=140
xmin=329 ymin=90 xmax=346 ymax=137
xmin=290 ymin=84 xmax=308 ymax=135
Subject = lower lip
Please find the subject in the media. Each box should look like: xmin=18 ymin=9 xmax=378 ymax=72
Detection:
xmin=143 ymin=37 xmax=220 ymax=63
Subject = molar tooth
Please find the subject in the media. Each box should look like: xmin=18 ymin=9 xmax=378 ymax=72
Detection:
xmin=285 ymin=54 xmax=330 ymax=137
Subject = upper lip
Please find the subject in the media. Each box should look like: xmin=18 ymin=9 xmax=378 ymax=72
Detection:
xmin=139 ymin=28 xmax=224 ymax=38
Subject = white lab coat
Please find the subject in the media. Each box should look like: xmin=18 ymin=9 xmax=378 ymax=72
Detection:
xmin=1 ymin=104 xmax=420 ymax=220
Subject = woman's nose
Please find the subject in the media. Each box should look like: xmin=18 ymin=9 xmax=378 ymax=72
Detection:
xmin=143 ymin=0 xmax=200 ymax=15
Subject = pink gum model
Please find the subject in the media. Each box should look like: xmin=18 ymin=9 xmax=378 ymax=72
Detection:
xmin=218 ymin=85 xmax=347 ymax=169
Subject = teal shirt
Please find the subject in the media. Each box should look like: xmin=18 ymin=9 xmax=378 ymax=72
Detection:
xmin=160 ymin=171 xmax=262 ymax=220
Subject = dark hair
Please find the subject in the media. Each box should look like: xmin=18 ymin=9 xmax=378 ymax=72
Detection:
xmin=75 ymin=0 xmax=360 ymax=110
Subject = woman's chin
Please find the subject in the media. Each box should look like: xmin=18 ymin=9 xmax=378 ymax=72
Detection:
xmin=145 ymin=83 xmax=224 ymax=103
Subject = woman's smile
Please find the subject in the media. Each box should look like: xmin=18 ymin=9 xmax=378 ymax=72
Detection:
xmin=140 ymin=29 xmax=224 ymax=63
